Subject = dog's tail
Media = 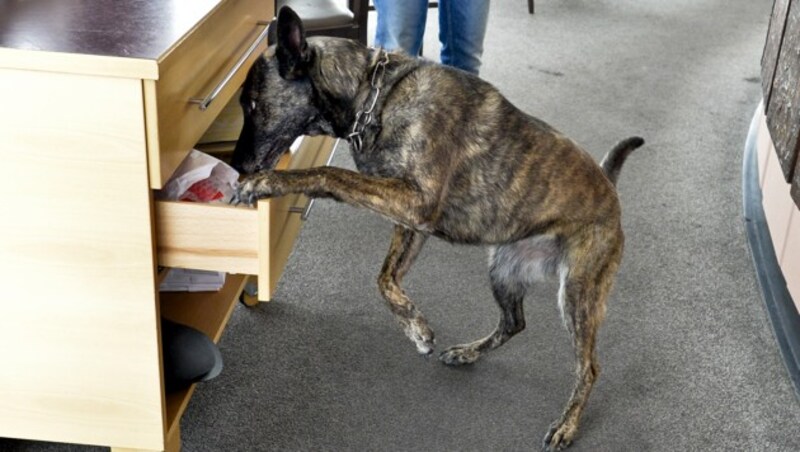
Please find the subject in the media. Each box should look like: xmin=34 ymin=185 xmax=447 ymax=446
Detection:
xmin=600 ymin=136 xmax=645 ymax=186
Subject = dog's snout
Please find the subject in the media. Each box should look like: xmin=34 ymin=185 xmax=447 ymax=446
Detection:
xmin=234 ymin=160 xmax=260 ymax=176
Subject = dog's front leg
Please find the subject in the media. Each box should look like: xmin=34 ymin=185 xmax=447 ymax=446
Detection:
xmin=378 ymin=225 xmax=434 ymax=355
xmin=235 ymin=167 xmax=431 ymax=230
xmin=235 ymin=168 xmax=438 ymax=354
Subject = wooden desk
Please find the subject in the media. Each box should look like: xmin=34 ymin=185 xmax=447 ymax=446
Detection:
xmin=0 ymin=1 xmax=334 ymax=450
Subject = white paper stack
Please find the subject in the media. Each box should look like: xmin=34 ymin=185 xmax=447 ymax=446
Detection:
xmin=160 ymin=268 xmax=227 ymax=292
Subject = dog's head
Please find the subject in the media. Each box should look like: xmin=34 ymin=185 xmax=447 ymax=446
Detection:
xmin=231 ymin=7 xmax=323 ymax=174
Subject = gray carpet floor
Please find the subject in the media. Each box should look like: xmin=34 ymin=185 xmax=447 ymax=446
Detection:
xmin=4 ymin=0 xmax=800 ymax=451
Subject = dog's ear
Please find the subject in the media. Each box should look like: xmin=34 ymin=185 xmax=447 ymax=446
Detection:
xmin=266 ymin=18 xmax=278 ymax=47
xmin=276 ymin=6 xmax=311 ymax=80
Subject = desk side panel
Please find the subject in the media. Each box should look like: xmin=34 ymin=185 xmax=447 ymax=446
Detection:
xmin=0 ymin=69 xmax=164 ymax=450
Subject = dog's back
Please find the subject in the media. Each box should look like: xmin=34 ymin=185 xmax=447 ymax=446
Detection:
xmin=350 ymin=52 xmax=627 ymax=244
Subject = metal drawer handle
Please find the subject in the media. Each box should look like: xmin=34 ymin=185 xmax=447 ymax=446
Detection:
xmin=189 ymin=20 xmax=272 ymax=111
xmin=288 ymin=139 xmax=340 ymax=221
xmin=289 ymin=198 xmax=316 ymax=221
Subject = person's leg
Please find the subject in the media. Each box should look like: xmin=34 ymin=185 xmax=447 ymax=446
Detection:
xmin=438 ymin=0 xmax=490 ymax=74
xmin=374 ymin=0 xmax=429 ymax=57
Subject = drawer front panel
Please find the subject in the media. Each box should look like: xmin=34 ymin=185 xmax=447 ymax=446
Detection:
xmin=147 ymin=0 xmax=273 ymax=188
xmin=156 ymin=201 xmax=262 ymax=275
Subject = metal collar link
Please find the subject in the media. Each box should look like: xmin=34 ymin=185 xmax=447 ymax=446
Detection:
xmin=347 ymin=49 xmax=390 ymax=153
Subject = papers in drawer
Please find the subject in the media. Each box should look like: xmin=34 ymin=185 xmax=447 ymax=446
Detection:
xmin=157 ymin=149 xmax=239 ymax=203
xmin=160 ymin=268 xmax=226 ymax=292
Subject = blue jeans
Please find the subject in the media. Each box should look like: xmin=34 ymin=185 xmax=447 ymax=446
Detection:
xmin=374 ymin=0 xmax=490 ymax=75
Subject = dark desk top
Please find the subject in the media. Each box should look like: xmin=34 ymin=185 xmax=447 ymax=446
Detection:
xmin=0 ymin=0 xmax=227 ymax=78
xmin=0 ymin=0 xmax=220 ymax=59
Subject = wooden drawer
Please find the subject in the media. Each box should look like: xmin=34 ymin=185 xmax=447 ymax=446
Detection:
xmin=155 ymin=136 xmax=337 ymax=301
xmin=145 ymin=0 xmax=273 ymax=189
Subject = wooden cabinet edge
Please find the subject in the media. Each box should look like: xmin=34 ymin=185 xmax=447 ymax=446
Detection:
xmin=0 ymin=47 xmax=159 ymax=79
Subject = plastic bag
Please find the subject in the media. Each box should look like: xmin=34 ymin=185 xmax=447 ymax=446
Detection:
xmin=157 ymin=149 xmax=239 ymax=203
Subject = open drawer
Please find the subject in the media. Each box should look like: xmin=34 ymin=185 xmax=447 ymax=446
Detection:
xmin=155 ymin=135 xmax=337 ymax=302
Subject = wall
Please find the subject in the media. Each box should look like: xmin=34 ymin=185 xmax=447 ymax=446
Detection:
xmin=757 ymin=104 xmax=800 ymax=313
xmin=762 ymin=0 xmax=800 ymax=206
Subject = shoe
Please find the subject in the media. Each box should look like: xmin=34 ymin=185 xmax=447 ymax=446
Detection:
xmin=161 ymin=318 xmax=224 ymax=392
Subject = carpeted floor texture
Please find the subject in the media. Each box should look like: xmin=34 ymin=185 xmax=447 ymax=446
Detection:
xmin=5 ymin=0 xmax=800 ymax=451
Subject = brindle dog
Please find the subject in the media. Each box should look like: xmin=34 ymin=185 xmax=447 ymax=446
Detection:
xmin=231 ymin=7 xmax=643 ymax=450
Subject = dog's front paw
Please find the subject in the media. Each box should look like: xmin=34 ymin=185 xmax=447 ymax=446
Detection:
xmin=231 ymin=172 xmax=284 ymax=206
xmin=403 ymin=316 xmax=435 ymax=356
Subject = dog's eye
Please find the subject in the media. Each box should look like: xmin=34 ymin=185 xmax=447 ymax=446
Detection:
xmin=249 ymin=100 xmax=257 ymax=112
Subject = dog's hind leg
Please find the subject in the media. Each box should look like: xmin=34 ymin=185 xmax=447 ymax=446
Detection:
xmin=439 ymin=241 xmax=544 ymax=366
xmin=543 ymin=230 xmax=621 ymax=451
xmin=378 ymin=225 xmax=434 ymax=355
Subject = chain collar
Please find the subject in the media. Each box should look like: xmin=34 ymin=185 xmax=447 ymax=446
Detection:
xmin=347 ymin=49 xmax=390 ymax=153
